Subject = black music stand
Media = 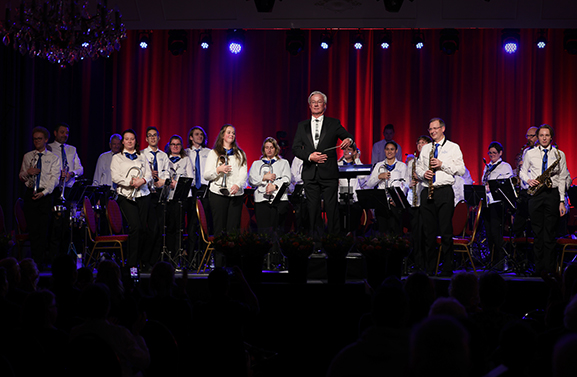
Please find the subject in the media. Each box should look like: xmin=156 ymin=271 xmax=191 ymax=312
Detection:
xmin=465 ymin=184 xmax=485 ymax=206
xmin=388 ymin=186 xmax=411 ymax=210
xmin=163 ymin=177 xmax=193 ymax=269
xmin=339 ymin=164 xmax=372 ymax=233
xmin=271 ymin=182 xmax=289 ymax=206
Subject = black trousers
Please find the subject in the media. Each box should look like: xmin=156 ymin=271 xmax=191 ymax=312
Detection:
xmin=375 ymin=205 xmax=402 ymax=236
xmin=528 ymin=187 xmax=560 ymax=274
xmin=117 ymin=195 xmax=150 ymax=267
xmin=23 ymin=189 xmax=53 ymax=264
xmin=209 ymin=191 xmax=243 ymax=267
xmin=420 ymin=185 xmax=455 ymax=273
xmin=484 ymin=202 xmax=505 ymax=263
xmin=512 ymin=189 xmax=532 ymax=238
xmin=304 ymin=174 xmax=339 ymax=238
xmin=255 ymin=201 xmax=289 ymax=233
xmin=166 ymin=199 xmax=187 ymax=257
xmin=141 ymin=192 xmax=162 ymax=267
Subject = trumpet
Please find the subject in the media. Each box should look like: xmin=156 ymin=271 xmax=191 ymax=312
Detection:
xmin=148 ymin=160 xmax=158 ymax=193
xmin=126 ymin=166 xmax=144 ymax=201
xmin=218 ymin=154 xmax=230 ymax=196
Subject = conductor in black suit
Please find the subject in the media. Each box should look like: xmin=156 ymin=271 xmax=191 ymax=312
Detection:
xmin=292 ymin=91 xmax=353 ymax=238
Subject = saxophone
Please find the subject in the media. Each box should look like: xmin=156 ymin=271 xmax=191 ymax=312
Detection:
xmin=527 ymin=148 xmax=561 ymax=196
xmin=427 ymin=143 xmax=436 ymax=200
xmin=412 ymin=151 xmax=418 ymax=207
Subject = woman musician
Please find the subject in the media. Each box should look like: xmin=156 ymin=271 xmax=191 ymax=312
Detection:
xmin=111 ymin=129 xmax=153 ymax=269
xmin=166 ymin=135 xmax=194 ymax=261
xmin=519 ymin=124 xmax=569 ymax=276
xmin=482 ymin=142 xmax=513 ymax=271
xmin=203 ymin=124 xmax=248 ymax=266
xmin=248 ymin=137 xmax=291 ymax=233
xmin=337 ymin=143 xmax=366 ymax=233
xmin=365 ymin=141 xmax=408 ymax=236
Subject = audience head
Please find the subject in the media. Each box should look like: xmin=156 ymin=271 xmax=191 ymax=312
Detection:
xmin=479 ymin=272 xmax=507 ymax=310
xmin=79 ymin=283 xmax=111 ymax=319
xmin=96 ymin=260 xmax=124 ymax=298
xmin=0 ymin=267 xmax=8 ymax=297
xmin=51 ymin=254 xmax=78 ymax=286
xmin=371 ymin=276 xmax=408 ymax=328
xmin=208 ymin=267 xmax=230 ymax=297
xmin=405 ymin=271 xmax=436 ymax=323
xmin=449 ymin=272 xmax=480 ymax=312
xmin=22 ymin=289 xmax=58 ymax=329
xmin=76 ymin=267 xmax=94 ymax=291
xmin=563 ymin=294 xmax=577 ymax=331
xmin=553 ymin=334 xmax=577 ymax=377
xmin=19 ymin=258 xmax=40 ymax=292
xmin=150 ymin=261 xmax=175 ymax=296
xmin=0 ymin=257 xmax=21 ymax=286
xmin=428 ymin=297 xmax=467 ymax=318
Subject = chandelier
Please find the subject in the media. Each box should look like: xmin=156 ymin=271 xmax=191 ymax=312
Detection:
xmin=1 ymin=0 xmax=127 ymax=66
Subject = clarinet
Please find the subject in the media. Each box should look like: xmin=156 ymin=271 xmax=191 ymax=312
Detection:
xmin=412 ymin=151 xmax=418 ymax=207
xmin=427 ymin=144 xmax=436 ymax=200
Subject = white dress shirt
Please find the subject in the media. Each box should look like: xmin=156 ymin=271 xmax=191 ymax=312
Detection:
xmin=519 ymin=145 xmax=569 ymax=201
xmin=248 ymin=158 xmax=291 ymax=203
xmin=366 ymin=159 xmax=408 ymax=194
xmin=482 ymin=159 xmax=514 ymax=204
xmin=289 ymin=157 xmax=303 ymax=193
xmin=93 ymin=151 xmax=115 ymax=186
xmin=19 ymin=149 xmax=60 ymax=195
xmin=48 ymin=141 xmax=83 ymax=188
xmin=141 ymin=147 xmax=171 ymax=192
xmin=111 ymin=152 xmax=152 ymax=199
xmin=204 ymin=149 xmax=248 ymax=197
xmin=371 ymin=139 xmax=403 ymax=165
xmin=416 ymin=138 xmax=466 ymax=187
xmin=167 ymin=155 xmax=194 ymax=201
xmin=337 ymin=157 xmax=368 ymax=203
xmin=187 ymin=146 xmax=212 ymax=186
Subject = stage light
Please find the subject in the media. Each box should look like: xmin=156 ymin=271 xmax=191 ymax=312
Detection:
xmin=320 ymin=31 xmax=333 ymax=50
xmin=138 ymin=32 xmax=150 ymax=49
xmin=440 ymin=29 xmax=459 ymax=55
xmin=502 ymin=29 xmax=520 ymax=54
xmin=380 ymin=30 xmax=392 ymax=49
xmin=381 ymin=0 xmax=413 ymax=13
xmin=227 ymin=29 xmax=245 ymax=54
xmin=353 ymin=32 xmax=364 ymax=50
xmin=535 ymin=29 xmax=547 ymax=49
xmin=199 ymin=30 xmax=212 ymax=49
xmin=254 ymin=0 xmax=275 ymax=12
xmin=286 ymin=29 xmax=305 ymax=56
xmin=168 ymin=30 xmax=187 ymax=56
xmin=564 ymin=29 xmax=577 ymax=55
xmin=412 ymin=30 xmax=424 ymax=49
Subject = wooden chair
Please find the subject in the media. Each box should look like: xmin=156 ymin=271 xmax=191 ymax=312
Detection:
xmin=196 ymin=198 xmax=215 ymax=274
xmin=436 ymin=199 xmax=482 ymax=275
xmin=83 ymin=197 xmax=127 ymax=267
xmin=557 ymin=237 xmax=577 ymax=273
xmin=13 ymin=198 xmax=29 ymax=259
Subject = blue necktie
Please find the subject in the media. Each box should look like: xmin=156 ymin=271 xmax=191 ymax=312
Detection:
xmin=542 ymin=149 xmax=548 ymax=174
xmin=194 ymin=149 xmax=201 ymax=189
xmin=385 ymin=163 xmax=396 ymax=171
xmin=225 ymin=148 xmax=234 ymax=156
xmin=36 ymin=153 xmax=42 ymax=190
xmin=262 ymin=159 xmax=276 ymax=165
xmin=151 ymin=151 xmax=158 ymax=171
xmin=60 ymin=144 xmax=68 ymax=168
xmin=125 ymin=152 xmax=138 ymax=161
xmin=343 ymin=161 xmax=354 ymax=166
xmin=433 ymin=144 xmax=440 ymax=183
xmin=170 ymin=156 xmax=181 ymax=163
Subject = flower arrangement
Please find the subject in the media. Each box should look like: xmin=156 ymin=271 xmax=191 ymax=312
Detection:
xmin=322 ymin=233 xmax=355 ymax=258
xmin=237 ymin=231 xmax=273 ymax=257
xmin=279 ymin=232 xmax=314 ymax=259
xmin=356 ymin=233 xmax=411 ymax=257
xmin=212 ymin=232 xmax=241 ymax=255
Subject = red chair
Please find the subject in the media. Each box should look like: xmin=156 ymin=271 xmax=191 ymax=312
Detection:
xmin=435 ymin=199 xmax=482 ymax=275
xmin=196 ymin=198 xmax=215 ymax=274
xmin=14 ymin=198 xmax=29 ymax=259
xmin=84 ymin=197 xmax=127 ymax=267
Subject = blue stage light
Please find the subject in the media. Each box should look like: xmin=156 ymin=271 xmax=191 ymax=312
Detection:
xmin=227 ymin=29 xmax=245 ymax=54
xmin=502 ymin=29 xmax=520 ymax=54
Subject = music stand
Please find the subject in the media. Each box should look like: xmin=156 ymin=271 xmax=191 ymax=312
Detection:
xmin=388 ymin=186 xmax=411 ymax=210
xmin=339 ymin=164 xmax=372 ymax=232
xmin=164 ymin=177 xmax=192 ymax=269
xmin=488 ymin=178 xmax=517 ymax=211
xmin=271 ymin=182 xmax=289 ymax=206
xmin=465 ymin=184 xmax=485 ymax=206
xmin=356 ymin=189 xmax=390 ymax=211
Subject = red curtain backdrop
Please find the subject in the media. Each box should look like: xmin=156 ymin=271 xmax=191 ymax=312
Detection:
xmin=2 ymin=28 xmax=576 ymax=214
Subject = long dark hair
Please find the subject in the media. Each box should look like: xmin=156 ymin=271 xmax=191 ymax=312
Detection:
xmin=187 ymin=126 xmax=208 ymax=149
xmin=213 ymin=124 xmax=246 ymax=166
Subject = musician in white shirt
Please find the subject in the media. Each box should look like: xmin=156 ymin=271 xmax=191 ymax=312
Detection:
xmin=337 ymin=145 xmax=367 ymax=233
xmin=140 ymin=127 xmax=171 ymax=271
xmin=19 ymin=127 xmax=60 ymax=266
xmin=366 ymin=141 xmax=408 ymax=236
xmin=482 ymin=142 xmax=514 ymax=270
xmin=111 ymin=129 xmax=153 ymax=269
xmin=249 ymin=137 xmax=291 ymax=233
xmin=519 ymin=124 xmax=569 ymax=275
xmin=165 ymin=135 xmax=194 ymax=261
xmin=93 ymin=134 xmax=122 ymax=187
xmin=416 ymin=118 xmax=466 ymax=276
xmin=48 ymin=122 xmax=83 ymax=190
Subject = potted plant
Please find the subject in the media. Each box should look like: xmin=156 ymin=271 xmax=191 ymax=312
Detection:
xmin=357 ymin=233 xmax=410 ymax=288
xmin=322 ymin=233 xmax=355 ymax=284
xmin=279 ymin=232 xmax=314 ymax=283
xmin=237 ymin=232 xmax=272 ymax=283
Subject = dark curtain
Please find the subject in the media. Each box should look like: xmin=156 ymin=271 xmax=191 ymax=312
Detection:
xmin=2 ymin=28 xmax=576 ymax=229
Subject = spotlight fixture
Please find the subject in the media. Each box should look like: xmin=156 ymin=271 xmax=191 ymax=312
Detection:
xmin=381 ymin=0 xmax=413 ymax=13
xmin=380 ymin=30 xmax=392 ymax=49
xmin=564 ymin=29 xmax=577 ymax=55
xmin=253 ymin=0 xmax=275 ymax=12
xmin=168 ymin=30 xmax=187 ymax=56
xmin=412 ymin=30 xmax=424 ymax=49
xmin=439 ymin=29 xmax=459 ymax=55
xmin=535 ymin=29 xmax=547 ymax=49
xmin=320 ymin=31 xmax=333 ymax=50
xmin=138 ymin=31 xmax=150 ymax=49
xmin=353 ymin=31 xmax=364 ymax=50
xmin=286 ymin=29 xmax=305 ymax=56
xmin=502 ymin=29 xmax=520 ymax=54
xmin=227 ymin=29 xmax=245 ymax=54
xmin=199 ymin=30 xmax=212 ymax=49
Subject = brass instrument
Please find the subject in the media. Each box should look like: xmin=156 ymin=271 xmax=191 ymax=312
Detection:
xmin=218 ymin=154 xmax=230 ymax=196
xmin=411 ymin=151 xmax=418 ymax=207
xmin=528 ymin=148 xmax=561 ymax=196
xmin=126 ymin=166 xmax=144 ymax=201
xmin=148 ymin=160 xmax=157 ymax=194
xmin=28 ymin=154 xmax=39 ymax=194
xmin=259 ymin=161 xmax=274 ymax=203
xmin=427 ymin=143 xmax=436 ymax=200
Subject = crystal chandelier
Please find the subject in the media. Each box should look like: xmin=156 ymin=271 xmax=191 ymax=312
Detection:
xmin=1 ymin=0 xmax=127 ymax=67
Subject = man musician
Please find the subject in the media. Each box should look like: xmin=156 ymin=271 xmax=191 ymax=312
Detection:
xmin=519 ymin=124 xmax=569 ymax=276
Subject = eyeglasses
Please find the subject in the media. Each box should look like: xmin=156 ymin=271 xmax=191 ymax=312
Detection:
xmin=310 ymin=100 xmax=325 ymax=105
xmin=526 ymin=134 xmax=536 ymax=138
xmin=33 ymin=137 xmax=45 ymax=141
xmin=147 ymin=134 xmax=158 ymax=138
xmin=487 ymin=151 xmax=499 ymax=155
xmin=428 ymin=126 xmax=442 ymax=132
xmin=170 ymin=143 xmax=182 ymax=147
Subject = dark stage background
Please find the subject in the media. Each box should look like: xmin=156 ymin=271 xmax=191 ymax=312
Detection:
xmin=1 ymin=28 xmax=576 ymax=229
